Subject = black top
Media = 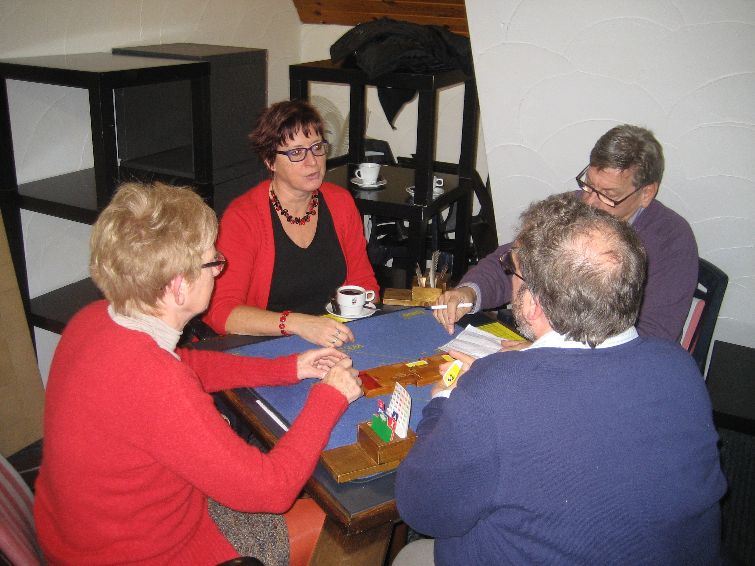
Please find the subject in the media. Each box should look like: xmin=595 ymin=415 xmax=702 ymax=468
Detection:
xmin=267 ymin=195 xmax=347 ymax=314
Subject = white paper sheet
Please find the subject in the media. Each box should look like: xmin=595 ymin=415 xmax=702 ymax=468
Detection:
xmin=440 ymin=324 xmax=504 ymax=358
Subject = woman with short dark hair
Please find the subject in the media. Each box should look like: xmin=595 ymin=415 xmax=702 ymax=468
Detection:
xmin=204 ymin=100 xmax=378 ymax=347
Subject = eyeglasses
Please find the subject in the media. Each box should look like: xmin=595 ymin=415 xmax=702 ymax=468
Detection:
xmin=499 ymin=249 xmax=525 ymax=282
xmin=275 ymin=141 xmax=330 ymax=163
xmin=575 ymin=166 xmax=643 ymax=208
xmin=201 ymin=251 xmax=226 ymax=277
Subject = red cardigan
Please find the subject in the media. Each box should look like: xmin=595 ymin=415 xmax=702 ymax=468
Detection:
xmin=34 ymin=301 xmax=347 ymax=565
xmin=204 ymin=179 xmax=378 ymax=333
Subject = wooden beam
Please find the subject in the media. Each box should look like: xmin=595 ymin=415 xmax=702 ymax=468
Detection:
xmin=293 ymin=0 xmax=469 ymax=36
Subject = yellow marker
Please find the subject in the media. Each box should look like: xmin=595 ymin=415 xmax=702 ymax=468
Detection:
xmin=442 ymin=359 xmax=464 ymax=387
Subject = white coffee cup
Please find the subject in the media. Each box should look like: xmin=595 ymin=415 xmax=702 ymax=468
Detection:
xmin=355 ymin=163 xmax=381 ymax=185
xmin=336 ymin=285 xmax=375 ymax=316
xmin=433 ymin=176 xmax=444 ymax=188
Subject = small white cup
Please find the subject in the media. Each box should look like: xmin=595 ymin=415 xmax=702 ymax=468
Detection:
xmin=336 ymin=285 xmax=375 ymax=316
xmin=355 ymin=163 xmax=381 ymax=185
xmin=433 ymin=176 xmax=444 ymax=188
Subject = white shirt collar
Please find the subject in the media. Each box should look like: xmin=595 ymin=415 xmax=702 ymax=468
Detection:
xmin=527 ymin=326 xmax=638 ymax=350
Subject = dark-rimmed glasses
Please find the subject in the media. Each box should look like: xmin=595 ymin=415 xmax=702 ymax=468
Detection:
xmin=275 ymin=141 xmax=330 ymax=163
xmin=576 ymin=166 xmax=643 ymax=208
xmin=201 ymin=251 xmax=226 ymax=277
xmin=499 ymin=249 xmax=525 ymax=282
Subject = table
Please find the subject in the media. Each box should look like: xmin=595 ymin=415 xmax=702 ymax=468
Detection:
xmin=196 ymin=307 xmax=466 ymax=565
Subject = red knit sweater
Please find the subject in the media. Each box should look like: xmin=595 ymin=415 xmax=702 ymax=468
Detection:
xmin=204 ymin=180 xmax=378 ymax=333
xmin=34 ymin=301 xmax=347 ymax=565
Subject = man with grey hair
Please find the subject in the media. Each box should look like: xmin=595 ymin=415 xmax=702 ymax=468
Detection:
xmin=394 ymin=193 xmax=724 ymax=565
xmin=434 ymin=124 xmax=698 ymax=345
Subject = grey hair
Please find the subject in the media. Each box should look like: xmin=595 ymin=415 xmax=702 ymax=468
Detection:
xmin=515 ymin=193 xmax=647 ymax=347
xmin=589 ymin=124 xmax=664 ymax=189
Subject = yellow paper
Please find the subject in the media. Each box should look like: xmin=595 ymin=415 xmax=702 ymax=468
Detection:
xmin=478 ymin=322 xmax=524 ymax=341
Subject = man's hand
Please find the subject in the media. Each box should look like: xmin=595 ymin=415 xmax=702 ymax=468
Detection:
xmin=321 ymin=358 xmax=363 ymax=403
xmin=296 ymin=347 xmax=349 ymax=379
xmin=500 ymin=339 xmax=531 ymax=352
xmin=432 ymin=350 xmax=475 ymax=396
xmin=432 ymin=287 xmax=477 ymax=334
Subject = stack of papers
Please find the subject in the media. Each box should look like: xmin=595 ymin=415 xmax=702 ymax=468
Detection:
xmin=440 ymin=324 xmax=524 ymax=358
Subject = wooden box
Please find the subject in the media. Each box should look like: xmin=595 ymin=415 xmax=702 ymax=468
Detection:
xmin=320 ymin=421 xmax=416 ymax=483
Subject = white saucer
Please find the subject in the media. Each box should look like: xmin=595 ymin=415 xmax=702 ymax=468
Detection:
xmin=325 ymin=302 xmax=378 ymax=319
xmin=406 ymin=186 xmax=444 ymax=198
xmin=351 ymin=177 xmax=387 ymax=189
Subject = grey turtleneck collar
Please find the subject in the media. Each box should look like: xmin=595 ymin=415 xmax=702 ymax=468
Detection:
xmin=108 ymin=304 xmax=182 ymax=359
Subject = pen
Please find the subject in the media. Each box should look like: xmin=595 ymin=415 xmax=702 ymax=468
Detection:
xmin=430 ymin=303 xmax=473 ymax=310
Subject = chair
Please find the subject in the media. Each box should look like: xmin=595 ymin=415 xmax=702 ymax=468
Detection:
xmin=680 ymin=258 xmax=728 ymax=373
xmin=0 ymin=451 xmax=43 ymax=565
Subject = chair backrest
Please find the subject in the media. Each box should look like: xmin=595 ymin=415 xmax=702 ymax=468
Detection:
xmin=0 ymin=453 xmax=43 ymax=565
xmin=683 ymin=258 xmax=728 ymax=373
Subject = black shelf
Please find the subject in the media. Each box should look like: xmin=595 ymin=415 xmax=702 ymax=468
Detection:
xmin=112 ymin=43 xmax=266 ymax=173
xmin=30 ymin=278 xmax=103 ymax=334
xmin=0 ymin=51 xmax=213 ymax=337
xmin=18 ymin=170 xmax=99 ymax=224
xmin=290 ymin=59 xmax=479 ymax=283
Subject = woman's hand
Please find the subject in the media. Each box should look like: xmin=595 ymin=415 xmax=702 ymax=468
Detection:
xmin=432 ymin=287 xmax=476 ymax=334
xmin=288 ymin=313 xmax=354 ymax=347
xmin=296 ymin=347 xmax=349 ymax=380
xmin=432 ymin=350 xmax=475 ymax=396
xmin=321 ymin=358 xmax=363 ymax=403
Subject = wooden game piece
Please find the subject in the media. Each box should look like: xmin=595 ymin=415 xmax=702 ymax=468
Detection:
xmin=359 ymin=353 xmax=448 ymax=397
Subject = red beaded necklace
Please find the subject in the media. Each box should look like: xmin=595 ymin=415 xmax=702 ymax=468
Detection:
xmin=269 ymin=187 xmax=319 ymax=225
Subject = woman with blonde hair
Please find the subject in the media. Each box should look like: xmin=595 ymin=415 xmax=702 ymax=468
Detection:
xmin=34 ymin=181 xmax=362 ymax=566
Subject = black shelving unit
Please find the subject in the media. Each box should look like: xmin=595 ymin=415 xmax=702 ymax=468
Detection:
xmin=0 ymin=51 xmax=213 ymax=335
xmin=112 ymin=43 xmax=269 ymax=217
xmin=289 ymin=59 xmax=479 ymax=284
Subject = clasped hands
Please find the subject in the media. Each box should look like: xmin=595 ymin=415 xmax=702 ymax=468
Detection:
xmin=296 ymin=348 xmax=362 ymax=403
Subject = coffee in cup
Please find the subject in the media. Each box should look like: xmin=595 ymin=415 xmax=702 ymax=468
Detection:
xmin=336 ymin=285 xmax=376 ymax=316
xmin=355 ymin=163 xmax=381 ymax=185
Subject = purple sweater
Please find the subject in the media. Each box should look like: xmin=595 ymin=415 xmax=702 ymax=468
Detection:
xmin=460 ymin=199 xmax=698 ymax=341
xmin=395 ymin=338 xmax=725 ymax=565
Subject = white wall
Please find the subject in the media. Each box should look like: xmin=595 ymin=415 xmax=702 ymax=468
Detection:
xmin=466 ymin=1 xmax=755 ymax=350
xmin=0 ymin=0 xmax=303 ymax=384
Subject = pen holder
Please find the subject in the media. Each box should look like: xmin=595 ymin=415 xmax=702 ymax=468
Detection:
xmin=411 ymin=274 xmax=447 ymax=306
xmin=358 ymin=420 xmax=416 ymax=464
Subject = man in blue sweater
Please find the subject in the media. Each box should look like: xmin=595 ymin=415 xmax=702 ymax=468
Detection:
xmin=394 ymin=194 xmax=725 ymax=565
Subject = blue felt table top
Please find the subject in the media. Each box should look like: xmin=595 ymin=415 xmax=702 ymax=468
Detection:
xmin=227 ymin=308 xmax=461 ymax=450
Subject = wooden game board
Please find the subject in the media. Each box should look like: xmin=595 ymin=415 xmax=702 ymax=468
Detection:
xmin=359 ymin=353 xmax=453 ymax=397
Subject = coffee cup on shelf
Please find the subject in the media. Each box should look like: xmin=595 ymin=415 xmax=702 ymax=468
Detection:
xmin=355 ymin=163 xmax=381 ymax=185
xmin=432 ymin=176 xmax=444 ymax=188
xmin=336 ymin=285 xmax=376 ymax=316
